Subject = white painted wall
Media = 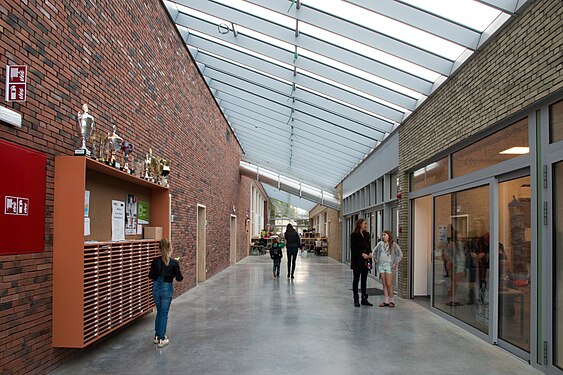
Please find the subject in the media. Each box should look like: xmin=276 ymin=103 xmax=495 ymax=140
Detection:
xmin=413 ymin=195 xmax=432 ymax=296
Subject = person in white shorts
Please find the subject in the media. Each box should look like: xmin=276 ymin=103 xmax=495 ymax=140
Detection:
xmin=373 ymin=230 xmax=403 ymax=307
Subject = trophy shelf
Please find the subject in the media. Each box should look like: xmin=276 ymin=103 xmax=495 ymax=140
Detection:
xmin=52 ymin=156 xmax=170 ymax=348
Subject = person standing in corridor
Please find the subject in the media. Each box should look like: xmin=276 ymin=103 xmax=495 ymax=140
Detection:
xmin=350 ymin=218 xmax=373 ymax=307
xmin=284 ymin=224 xmax=301 ymax=279
xmin=374 ymin=230 xmax=403 ymax=308
xmin=148 ymin=238 xmax=183 ymax=348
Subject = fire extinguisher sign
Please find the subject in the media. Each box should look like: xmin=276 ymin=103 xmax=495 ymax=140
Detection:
xmin=5 ymin=65 xmax=27 ymax=102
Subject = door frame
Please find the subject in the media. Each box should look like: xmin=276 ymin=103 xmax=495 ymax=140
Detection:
xmin=544 ymin=143 xmax=563 ymax=374
xmin=197 ymin=204 xmax=206 ymax=283
xmin=230 ymin=214 xmax=237 ymax=265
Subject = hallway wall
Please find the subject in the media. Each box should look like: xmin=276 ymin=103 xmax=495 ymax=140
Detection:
xmin=0 ymin=1 xmax=251 ymax=373
xmin=397 ymin=0 xmax=563 ymax=297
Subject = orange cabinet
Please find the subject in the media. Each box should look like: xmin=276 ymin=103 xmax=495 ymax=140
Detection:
xmin=52 ymin=156 xmax=170 ymax=348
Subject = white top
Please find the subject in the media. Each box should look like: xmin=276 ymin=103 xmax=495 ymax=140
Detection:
xmin=379 ymin=243 xmax=392 ymax=264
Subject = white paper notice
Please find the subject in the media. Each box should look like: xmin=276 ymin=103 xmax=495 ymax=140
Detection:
xmin=111 ymin=200 xmax=125 ymax=241
xmin=136 ymin=224 xmax=143 ymax=235
xmin=84 ymin=190 xmax=90 ymax=217
xmin=84 ymin=217 xmax=91 ymax=236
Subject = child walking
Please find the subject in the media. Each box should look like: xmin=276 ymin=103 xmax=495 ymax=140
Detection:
xmin=270 ymin=237 xmax=284 ymax=278
xmin=148 ymin=238 xmax=183 ymax=347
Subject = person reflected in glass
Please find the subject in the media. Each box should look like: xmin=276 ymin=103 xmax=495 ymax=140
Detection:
xmin=284 ymin=224 xmax=301 ymax=279
xmin=148 ymin=238 xmax=183 ymax=348
xmin=446 ymin=231 xmax=467 ymax=306
xmin=350 ymin=218 xmax=373 ymax=307
xmin=374 ymin=230 xmax=403 ymax=308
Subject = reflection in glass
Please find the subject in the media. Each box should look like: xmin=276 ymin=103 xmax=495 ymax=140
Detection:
xmin=452 ymin=118 xmax=528 ymax=178
xmin=550 ymin=100 xmax=563 ymax=144
xmin=410 ymin=156 xmax=448 ymax=191
xmin=498 ymin=176 xmax=531 ymax=352
xmin=433 ymin=185 xmax=490 ymax=333
xmin=554 ymin=163 xmax=563 ymax=369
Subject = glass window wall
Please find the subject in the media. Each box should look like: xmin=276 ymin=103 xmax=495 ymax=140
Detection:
xmin=411 ymin=156 xmax=449 ymax=191
xmin=452 ymin=119 xmax=528 ymax=178
xmin=550 ymin=100 xmax=563 ymax=144
xmin=433 ymin=185 xmax=490 ymax=333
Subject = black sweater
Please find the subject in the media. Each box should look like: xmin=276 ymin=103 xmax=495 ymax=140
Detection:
xmin=148 ymin=257 xmax=184 ymax=283
xmin=284 ymin=230 xmax=301 ymax=249
xmin=350 ymin=231 xmax=371 ymax=271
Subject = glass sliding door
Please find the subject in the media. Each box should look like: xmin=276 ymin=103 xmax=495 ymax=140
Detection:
xmin=498 ymin=176 xmax=531 ymax=352
xmin=433 ymin=185 xmax=490 ymax=333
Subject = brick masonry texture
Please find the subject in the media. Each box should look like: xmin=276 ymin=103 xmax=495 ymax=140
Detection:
xmin=0 ymin=1 xmax=253 ymax=373
xmin=396 ymin=0 xmax=563 ymax=297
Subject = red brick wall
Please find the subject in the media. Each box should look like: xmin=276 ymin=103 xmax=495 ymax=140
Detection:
xmin=0 ymin=1 xmax=251 ymax=373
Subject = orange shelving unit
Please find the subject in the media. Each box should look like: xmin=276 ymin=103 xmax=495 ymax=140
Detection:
xmin=52 ymin=156 xmax=170 ymax=348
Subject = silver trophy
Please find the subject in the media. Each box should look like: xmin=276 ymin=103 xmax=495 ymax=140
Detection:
xmin=75 ymin=104 xmax=94 ymax=156
xmin=106 ymin=125 xmax=123 ymax=168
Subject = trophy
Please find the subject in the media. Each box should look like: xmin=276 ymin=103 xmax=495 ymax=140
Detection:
xmin=106 ymin=125 xmax=123 ymax=168
xmin=90 ymin=130 xmax=105 ymax=161
xmin=75 ymin=104 xmax=94 ymax=156
xmin=151 ymin=155 xmax=163 ymax=185
xmin=143 ymin=151 xmax=152 ymax=180
xmin=160 ymin=158 xmax=170 ymax=187
xmin=121 ymin=141 xmax=134 ymax=173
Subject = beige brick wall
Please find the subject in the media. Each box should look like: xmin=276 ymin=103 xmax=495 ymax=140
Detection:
xmin=396 ymin=0 xmax=563 ymax=297
xmin=309 ymin=205 xmax=342 ymax=261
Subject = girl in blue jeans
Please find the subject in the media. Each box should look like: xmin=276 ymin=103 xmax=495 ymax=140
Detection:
xmin=148 ymin=238 xmax=183 ymax=348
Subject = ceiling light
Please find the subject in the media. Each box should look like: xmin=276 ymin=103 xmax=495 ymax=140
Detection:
xmin=499 ymin=147 xmax=529 ymax=155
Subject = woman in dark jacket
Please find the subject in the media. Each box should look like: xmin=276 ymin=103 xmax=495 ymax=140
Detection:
xmin=148 ymin=238 xmax=183 ymax=348
xmin=284 ymin=223 xmax=301 ymax=279
xmin=350 ymin=218 xmax=373 ymax=307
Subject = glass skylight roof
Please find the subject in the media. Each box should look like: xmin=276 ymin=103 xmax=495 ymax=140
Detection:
xmin=164 ymin=0 xmax=525 ymax=204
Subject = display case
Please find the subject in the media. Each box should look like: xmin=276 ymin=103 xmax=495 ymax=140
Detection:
xmin=52 ymin=156 xmax=170 ymax=348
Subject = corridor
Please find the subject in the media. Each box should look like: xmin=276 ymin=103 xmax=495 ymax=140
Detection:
xmin=50 ymin=254 xmax=538 ymax=375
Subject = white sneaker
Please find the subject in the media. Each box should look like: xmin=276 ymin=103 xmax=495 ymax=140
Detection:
xmin=157 ymin=337 xmax=169 ymax=348
xmin=153 ymin=336 xmax=159 ymax=344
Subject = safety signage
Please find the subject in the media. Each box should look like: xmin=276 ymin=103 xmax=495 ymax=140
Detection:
xmin=5 ymin=65 xmax=27 ymax=102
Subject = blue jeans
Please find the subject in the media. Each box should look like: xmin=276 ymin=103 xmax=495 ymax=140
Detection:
xmin=153 ymin=276 xmax=173 ymax=340
xmin=273 ymin=258 xmax=281 ymax=275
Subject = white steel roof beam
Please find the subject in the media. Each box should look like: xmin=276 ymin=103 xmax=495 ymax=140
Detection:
xmin=207 ymin=75 xmax=387 ymax=140
xmin=216 ymin=90 xmax=375 ymax=151
xmin=244 ymin=157 xmax=338 ymax=188
xmin=200 ymin=58 xmax=405 ymax=123
xmin=228 ymin=116 xmax=361 ymax=166
xmin=190 ymin=0 xmax=455 ymax=74
xmin=234 ymin=127 xmax=355 ymax=171
xmin=222 ymin=104 xmax=371 ymax=157
xmin=336 ymin=0 xmax=481 ymax=47
xmin=174 ymin=12 xmax=434 ymax=93
xmin=240 ymin=143 xmax=344 ymax=184
xmin=190 ymin=40 xmax=418 ymax=109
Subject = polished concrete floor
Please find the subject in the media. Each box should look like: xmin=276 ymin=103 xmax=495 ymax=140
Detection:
xmin=50 ymin=253 xmax=540 ymax=375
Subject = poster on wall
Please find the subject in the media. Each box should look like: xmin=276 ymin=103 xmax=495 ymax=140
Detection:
xmin=138 ymin=201 xmax=149 ymax=224
xmin=125 ymin=194 xmax=137 ymax=235
xmin=84 ymin=190 xmax=90 ymax=217
xmin=111 ymin=200 xmax=125 ymax=241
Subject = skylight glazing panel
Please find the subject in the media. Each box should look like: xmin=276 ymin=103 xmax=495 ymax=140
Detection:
xmin=202 ymin=50 xmax=292 ymax=85
xmin=214 ymin=0 xmax=296 ymax=29
xmin=188 ymin=29 xmax=293 ymax=70
xmin=299 ymin=49 xmax=423 ymax=99
xmin=298 ymin=68 xmax=409 ymax=113
xmin=299 ymin=85 xmax=398 ymax=127
xmin=303 ymin=0 xmax=465 ymax=60
xmin=176 ymin=3 xmax=228 ymax=26
xmin=241 ymin=27 xmax=294 ymax=51
xmin=400 ymin=0 xmax=504 ymax=31
xmin=299 ymin=22 xmax=441 ymax=81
